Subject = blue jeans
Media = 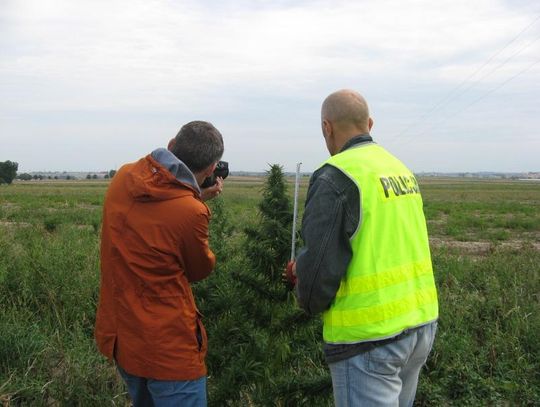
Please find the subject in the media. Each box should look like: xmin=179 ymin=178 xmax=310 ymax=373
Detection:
xmin=328 ymin=322 xmax=437 ymax=407
xmin=117 ymin=364 xmax=207 ymax=407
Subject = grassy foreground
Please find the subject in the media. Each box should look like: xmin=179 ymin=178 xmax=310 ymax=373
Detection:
xmin=0 ymin=178 xmax=539 ymax=405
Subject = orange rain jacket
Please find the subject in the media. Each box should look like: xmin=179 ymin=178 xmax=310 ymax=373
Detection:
xmin=95 ymin=148 xmax=215 ymax=380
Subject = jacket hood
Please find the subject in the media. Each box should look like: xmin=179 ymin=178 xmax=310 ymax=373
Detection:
xmin=125 ymin=148 xmax=201 ymax=202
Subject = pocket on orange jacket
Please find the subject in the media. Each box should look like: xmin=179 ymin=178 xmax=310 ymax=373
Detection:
xmin=195 ymin=314 xmax=208 ymax=361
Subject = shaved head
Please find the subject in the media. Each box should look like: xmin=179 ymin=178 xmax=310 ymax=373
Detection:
xmin=320 ymin=89 xmax=373 ymax=155
xmin=321 ymin=89 xmax=370 ymax=132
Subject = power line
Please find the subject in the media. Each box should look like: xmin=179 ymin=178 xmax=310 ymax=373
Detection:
xmin=442 ymin=34 xmax=540 ymax=107
xmin=454 ymin=58 xmax=540 ymax=116
xmin=402 ymin=57 xmax=540 ymax=141
xmin=389 ymin=13 xmax=540 ymax=142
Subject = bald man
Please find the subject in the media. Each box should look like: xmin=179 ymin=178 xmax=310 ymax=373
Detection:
xmin=292 ymin=90 xmax=439 ymax=406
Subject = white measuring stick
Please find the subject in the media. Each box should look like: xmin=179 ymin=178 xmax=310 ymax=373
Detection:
xmin=290 ymin=162 xmax=302 ymax=262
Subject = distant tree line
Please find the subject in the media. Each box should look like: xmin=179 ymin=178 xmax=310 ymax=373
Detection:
xmin=13 ymin=168 xmax=118 ymax=182
xmin=86 ymin=170 xmax=117 ymax=180
xmin=17 ymin=174 xmax=56 ymax=181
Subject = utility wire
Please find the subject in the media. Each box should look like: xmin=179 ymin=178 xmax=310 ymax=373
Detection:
xmin=438 ymin=34 xmax=540 ymax=109
xmin=452 ymin=58 xmax=540 ymax=117
xmin=396 ymin=37 xmax=540 ymax=144
xmin=389 ymin=13 xmax=540 ymax=142
xmin=403 ymin=57 xmax=540 ymax=141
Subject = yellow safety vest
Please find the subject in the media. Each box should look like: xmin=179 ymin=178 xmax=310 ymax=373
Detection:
xmin=321 ymin=143 xmax=438 ymax=344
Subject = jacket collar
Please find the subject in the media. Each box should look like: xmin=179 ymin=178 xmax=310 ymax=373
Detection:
xmin=150 ymin=148 xmax=201 ymax=194
xmin=340 ymin=134 xmax=374 ymax=153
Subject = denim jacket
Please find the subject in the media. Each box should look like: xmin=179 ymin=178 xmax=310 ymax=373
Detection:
xmin=295 ymin=134 xmax=376 ymax=362
xmin=296 ymin=134 xmax=373 ymax=314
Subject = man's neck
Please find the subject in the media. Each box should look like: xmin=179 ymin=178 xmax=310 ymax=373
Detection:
xmin=193 ymin=172 xmax=206 ymax=187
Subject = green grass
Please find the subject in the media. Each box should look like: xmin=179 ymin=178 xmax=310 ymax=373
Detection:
xmin=0 ymin=221 xmax=125 ymax=405
xmin=416 ymin=247 xmax=540 ymax=405
xmin=1 ymin=177 xmax=539 ymax=405
xmin=422 ymin=180 xmax=540 ymax=243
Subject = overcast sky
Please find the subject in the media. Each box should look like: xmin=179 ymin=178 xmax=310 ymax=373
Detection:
xmin=1 ymin=0 xmax=539 ymax=173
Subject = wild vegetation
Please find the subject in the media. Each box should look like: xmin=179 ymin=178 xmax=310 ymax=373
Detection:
xmin=0 ymin=162 xmax=18 ymax=185
xmin=0 ymin=175 xmax=539 ymax=405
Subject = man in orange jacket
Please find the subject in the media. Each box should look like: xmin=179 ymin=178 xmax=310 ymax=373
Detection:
xmin=95 ymin=121 xmax=224 ymax=406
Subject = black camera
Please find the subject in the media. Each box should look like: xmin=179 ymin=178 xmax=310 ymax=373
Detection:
xmin=201 ymin=161 xmax=229 ymax=188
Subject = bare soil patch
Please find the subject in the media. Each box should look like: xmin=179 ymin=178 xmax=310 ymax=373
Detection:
xmin=0 ymin=221 xmax=32 ymax=228
xmin=430 ymin=237 xmax=540 ymax=254
xmin=427 ymin=213 xmax=449 ymax=226
xmin=76 ymin=203 xmax=100 ymax=210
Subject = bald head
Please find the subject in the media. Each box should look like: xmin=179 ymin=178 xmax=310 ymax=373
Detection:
xmin=321 ymin=89 xmax=373 ymax=155
xmin=322 ymin=89 xmax=371 ymax=133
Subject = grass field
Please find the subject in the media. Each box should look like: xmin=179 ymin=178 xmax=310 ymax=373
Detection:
xmin=0 ymin=176 xmax=539 ymax=405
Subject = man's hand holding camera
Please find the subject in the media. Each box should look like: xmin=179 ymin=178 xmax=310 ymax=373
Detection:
xmin=201 ymin=160 xmax=229 ymax=201
xmin=201 ymin=176 xmax=224 ymax=201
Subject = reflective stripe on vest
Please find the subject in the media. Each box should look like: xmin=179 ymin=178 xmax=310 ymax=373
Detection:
xmin=321 ymin=143 xmax=438 ymax=344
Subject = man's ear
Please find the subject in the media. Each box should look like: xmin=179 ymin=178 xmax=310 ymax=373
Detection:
xmin=205 ymin=162 xmax=218 ymax=177
xmin=167 ymin=138 xmax=176 ymax=151
xmin=368 ymin=117 xmax=374 ymax=131
xmin=322 ymin=119 xmax=332 ymax=139
xmin=322 ymin=119 xmax=337 ymax=155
